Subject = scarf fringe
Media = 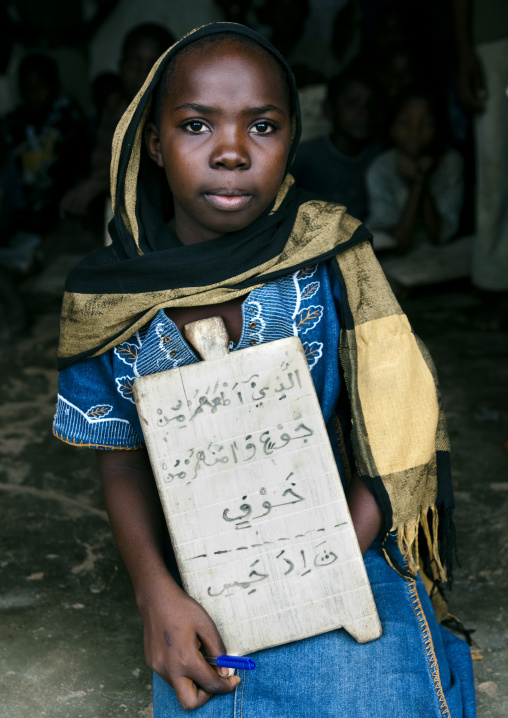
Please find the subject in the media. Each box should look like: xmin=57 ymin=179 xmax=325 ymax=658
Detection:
xmin=383 ymin=505 xmax=448 ymax=584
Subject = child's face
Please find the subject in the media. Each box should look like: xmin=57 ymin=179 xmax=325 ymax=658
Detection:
xmin=121 ymin=38 xmax=165 ymax=100
xmin=145 ymin=41 xmax=292 ymax=245
xmin=20 ymin=70 xmax=54 ymax=114
xmin=329 ymin=80 xmax=376 ymax=142
xmin=391 ymin=98 xmax=435 ymax=158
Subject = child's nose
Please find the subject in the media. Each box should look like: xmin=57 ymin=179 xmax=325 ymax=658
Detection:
xmin=210 ymin=130 xmax=250 ymax=170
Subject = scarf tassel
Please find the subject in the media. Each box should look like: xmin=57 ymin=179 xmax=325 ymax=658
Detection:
xmin=382 ymin=504 xmax=454 ymax=586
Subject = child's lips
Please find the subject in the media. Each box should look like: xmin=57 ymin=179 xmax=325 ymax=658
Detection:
xmin=204 ymin=192 xmax=252 ymax=211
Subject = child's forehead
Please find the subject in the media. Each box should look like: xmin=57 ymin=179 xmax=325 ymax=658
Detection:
xmin=173 ymin=39 xmax=275 ymax=79
xmin=162 ymin=38 xmax=290 ymax=107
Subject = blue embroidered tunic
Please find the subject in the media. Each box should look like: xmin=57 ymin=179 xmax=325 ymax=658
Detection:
xmin=54 ymin=263 xmax=348 ymax=469
xmin=53 ymin=261 xmax=476 ymax=718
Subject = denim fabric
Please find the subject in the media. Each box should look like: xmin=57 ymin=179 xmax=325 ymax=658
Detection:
xmin=153 ymin=538 xmax=475 ymax=718
xmin=54 ymin=257 xmax=476 ymax=716
xmin=54 ymin=262 xmax=343 ymax=452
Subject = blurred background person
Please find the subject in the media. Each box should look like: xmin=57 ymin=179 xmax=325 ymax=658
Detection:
xmin=256 ymin=0 xmax=316 ymax=83
xmin=365 ymin=86 xmax=472 ymax=289
xmin=366 ymin=87 xmax=463 ymax=252
xmin=2 ymin=0 xmax=119 ymax=113
xmin=292 ymin=62 xmax=381 ymax=220
xmin=453 ymin=0 xmax=508 ymax=330
xmin=60 ymin=22 xmax=174 ymax=218
xmin=2 ymin=52 xmax=89 ymax=233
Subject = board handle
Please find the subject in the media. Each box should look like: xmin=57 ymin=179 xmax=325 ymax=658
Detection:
xmin=184 ymin=316 xmax=230 ymax=361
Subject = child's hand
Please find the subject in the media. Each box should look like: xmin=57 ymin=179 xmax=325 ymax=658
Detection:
xmin=139 ymin=574 xmax=241 ymax=711
xmin=417 ymin=155 xmax=436 ymax=175
xmin=397 ymin=154 xmax=436 ymax=184
xmin=396 ymin=154 xmax=423 ymax=183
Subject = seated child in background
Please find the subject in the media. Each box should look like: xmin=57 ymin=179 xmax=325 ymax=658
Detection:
xmin=3 ymin=53 xmax=88 ymax=232
xmin=60 ymin=22 xmax=174 ymax=217
xmin=292 ymin=64 xmax=381 ymax=220
xmin=366 ymin=86 xmax=464 ymax=253
xmin=53 ymin=24 xmax=475 ymax=717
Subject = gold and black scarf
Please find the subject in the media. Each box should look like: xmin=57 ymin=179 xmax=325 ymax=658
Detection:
xmin=57 ymin=22 xmax=454 ymax=585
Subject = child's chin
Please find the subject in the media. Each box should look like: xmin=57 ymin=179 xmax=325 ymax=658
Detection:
xmin=205 ymin=205 xmax=267 ymax=235
xmin=210 ymin=214 xmax=258 ymax=235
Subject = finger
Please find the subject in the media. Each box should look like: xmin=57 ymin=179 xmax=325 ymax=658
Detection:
xmin=194 ymin=650 xmax=233 ymax=678
xmin=197 ymin=621 xmax=227 ymax=661
xmin=197 ymin=640 xmax=230 ymax=678
xmin=173 ymin=675 xmax=213 ymax=712
xmin=195 ymin=617 xmax=239 ymax=683
xmin=186 ymin=654 xmax=240 ymax=696
xmin=173 ymin=673 xmax=240 ymax=711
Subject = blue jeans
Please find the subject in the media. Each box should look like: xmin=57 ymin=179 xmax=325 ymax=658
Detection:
xmin=153 ymin=539 xmax=476 ymax=717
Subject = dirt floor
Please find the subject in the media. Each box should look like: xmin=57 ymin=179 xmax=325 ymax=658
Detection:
xmin=0 ymin=222 xmax=507 ymax=717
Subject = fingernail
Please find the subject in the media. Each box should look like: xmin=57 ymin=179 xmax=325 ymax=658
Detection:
xmin=218 ymin=666 xmax=229 ymax=677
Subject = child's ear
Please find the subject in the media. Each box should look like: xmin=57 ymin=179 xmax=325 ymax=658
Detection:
xmin=144 ymin=122 xmax=164 ymax=167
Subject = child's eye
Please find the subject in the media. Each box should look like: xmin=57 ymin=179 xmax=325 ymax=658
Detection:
xmin=183 ymin=120 xmax=209 ymax=133
xmin=250 ymin=121 xmax=276 ymax=135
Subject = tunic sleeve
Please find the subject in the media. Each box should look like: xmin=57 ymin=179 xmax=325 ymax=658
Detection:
xmin=53 ymin=351 xmax=144 ymax=450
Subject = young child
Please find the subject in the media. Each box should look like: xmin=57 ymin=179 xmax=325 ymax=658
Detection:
xmin=53 ymin=24 xmax=475 ymax=717
xmin=3 ymin=53 xmax=88 ymax=232
xmin=366 ymin=87 xmax=464 ymax=252
xmin=292 ymin=64 xmax=381 ymax=220
xmin=60 ymin=23 xmax=174 ymax=217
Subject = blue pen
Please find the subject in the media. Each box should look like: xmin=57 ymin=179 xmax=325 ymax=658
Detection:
xmin=205 ymin=654 xmax=256 ymax=670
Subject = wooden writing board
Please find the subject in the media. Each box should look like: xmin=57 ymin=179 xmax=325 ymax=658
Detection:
xmin=134 ymin=318 xmax=381 ymax=655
